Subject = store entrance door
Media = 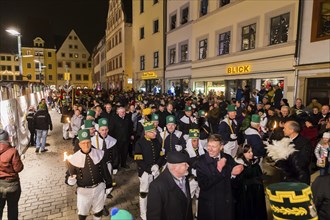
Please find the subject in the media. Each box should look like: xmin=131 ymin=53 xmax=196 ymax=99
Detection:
xmin=307 ymin=77 xmax=330 ymax=105
xmin=145 ymin=79 xmax=158 ymax=93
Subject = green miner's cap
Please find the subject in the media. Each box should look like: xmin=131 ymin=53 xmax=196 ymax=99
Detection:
xmin=227 ymin=105 xmax=236 ymax=112
xmin=98 ymin=118 xmax=109 ymax=128
xmin=166 ymin=115 xmax=176 ymax=125
xmin=78 ymin=129 xmax=91 ymax=142
xmin=143 ymin=121 xmax=155 ymax=133
xmin=198 ymin=110 xmax=206 ymax=117
xmin=251 ymin=114 xmax=260 ymax=123
xmin=84 ymin=120 xmax=94 ymax=129
xmin=87 ymin=109 xmax=96 ymax=118
xmin=189 ymin=129 xmax=200 ymax=139
xmin=266 ymin=182 xmax=317 ymax=220
xmin=185 ymin=105 xmax=192 ymax=112
xmin=151 ymin=114 xmax=159 ymax=122
xmin=110 ymin=208 xmax=133 ymax=220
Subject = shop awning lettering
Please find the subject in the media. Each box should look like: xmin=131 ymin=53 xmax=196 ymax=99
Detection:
xmin=141 ymin=71 xmax=158 ymax=79
xmin=226 ymin=65 xmax=251 ymax=74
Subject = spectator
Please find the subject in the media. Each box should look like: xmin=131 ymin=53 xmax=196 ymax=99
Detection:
xmin=34 ymin=103 xmax=53 ymax=153
xmin=0 ymin=129 xmax=24 ymax=220
xmin=311 ymin=174 xmax=330 ymax=220
xmin=314 ymin=132 xmax=330 ymax=175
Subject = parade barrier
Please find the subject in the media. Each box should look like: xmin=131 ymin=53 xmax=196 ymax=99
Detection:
xmin=0 ymin=89 xmax=44 ymax=154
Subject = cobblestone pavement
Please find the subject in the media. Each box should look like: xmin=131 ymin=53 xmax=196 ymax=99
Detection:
xmin=3 ymin=109 xmax=140 ymax=220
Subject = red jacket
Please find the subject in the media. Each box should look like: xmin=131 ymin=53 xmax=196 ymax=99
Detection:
xmin=301 ymin=126 xmax=319 ymax=148
xmin=0 ymin=142 xmax=24 ymax=180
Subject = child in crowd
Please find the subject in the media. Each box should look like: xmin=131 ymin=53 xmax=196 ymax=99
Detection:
xmin=314 ymin=132 xmax=330 ymax=175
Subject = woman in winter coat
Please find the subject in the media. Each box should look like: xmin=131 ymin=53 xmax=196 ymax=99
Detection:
xmin=0 ymin=129 xmax=24 ymax=220
xmin=233 ymin=144 xmax=267 ymax=220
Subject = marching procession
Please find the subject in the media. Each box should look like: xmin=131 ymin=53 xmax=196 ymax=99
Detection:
xmin=1 ymin=88 xmax=330 ymax=220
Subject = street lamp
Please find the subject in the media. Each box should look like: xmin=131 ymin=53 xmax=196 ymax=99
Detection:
xmin=6 ymin=29 xmax=22 ymax=76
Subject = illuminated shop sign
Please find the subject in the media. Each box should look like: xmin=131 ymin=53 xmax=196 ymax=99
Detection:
xmin=226 ymin=65 xmax=251 ymax=74
xmin=141 ymin=71 xmax=158 ymax=79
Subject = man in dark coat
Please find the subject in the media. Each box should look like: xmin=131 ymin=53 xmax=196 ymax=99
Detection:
xmin=34 ymin=103 xmax=53 ymax=153
xmin=109 ymin=107 xmax=133 ymax=169
xmin=283 ymin=120 xmax=312 ymax=184
xmin=147 ymin=151 xmax=193 ymax=220
xmin=196 ymin=134 xmax=244 ymax=220
xmin=311 ymin=174 xmax=330 ymax=220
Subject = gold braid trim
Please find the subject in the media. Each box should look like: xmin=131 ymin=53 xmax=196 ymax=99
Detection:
xmin=271 ymin=205 xmax=307 ymax=216
xmin=266 ymin=187 xmax=312 ymax=203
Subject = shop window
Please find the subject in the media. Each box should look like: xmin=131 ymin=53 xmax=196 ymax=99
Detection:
xmin=154 ymin=51 xmax=159 ymax=68
xmin=311 ymin=0 xmax=330 ymax=42
xmin=218 ymin=31 xmax=230 ymax=55
xmin=198 ymin=39 xmax=207 ymax=60
xmin=140 ymin=0 xmax=144 ymax=13
xmin=140 ymin=55 xmax=145 ymax=70
xmin=180 ymin=44 xmax=188 ymax=62
xmin=220 ymin=0 xmax=230 ymax=7
xmin=270 ymin=13 xmax=290 ymax=45
xmin=200 ymin=0 xmax=208 ymax=17
xmin=181 ymin=7 xmax=189 ymax=24
xmin=170 ymin=14 xmax=177 ymax=30
xmin=169 ymin=48 xmax=176 ymax=64
xmin=153 ymin=19 xmax=159 ymax=33
xmin=76 ymin=74 xmax=82 ymax=81
xmin=241 ymin=23 xmax=256 ymax=51
xmin=140 ymin=27 xmax=145 ymax=39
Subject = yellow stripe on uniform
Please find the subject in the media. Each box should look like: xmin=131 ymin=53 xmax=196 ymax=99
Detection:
xmin=134 ymin=154 xmax=143 ymax=160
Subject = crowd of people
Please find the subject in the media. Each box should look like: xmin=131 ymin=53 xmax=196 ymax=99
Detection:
xmin=1 ymin=88 xmax=329 ymax=220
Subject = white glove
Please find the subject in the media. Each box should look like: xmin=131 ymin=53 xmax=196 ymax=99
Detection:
xmin=191 ymin=169 xmax=197 ymax=177
xmin=67 ymin=175 xmax=77 ymax=186
xmin=106 ymin=187 xmax=113 ymax=195
xmin=230 ymin=134 xmax=237 ymax=139
xmin=151 ymin=165 xmax=159 ymax=177
xmin=113 ymin=169 xmax=118 ymax=175
xmin=175 ymin=145 xmax=183 ymax=151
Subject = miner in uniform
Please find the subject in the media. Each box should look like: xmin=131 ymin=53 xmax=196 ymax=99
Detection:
xmin=151 ymin=113 xmax=163 ymax=135
xmin=65 ymin=129 xmax=112 ymax=220
xmin=158 ymin=115 xmax=186 ymax=156
xmin=178 ymin=106 xmax=198 ymax=141
xmin=218 ymin=105 xmax=239 ymax=157
xmin=184 ymin=129 xmax=206 ymax=218
xmin=73 ymin=120 xmax=96 ymax=152
xmin=134 ymin=121 xmax=165 ymax=220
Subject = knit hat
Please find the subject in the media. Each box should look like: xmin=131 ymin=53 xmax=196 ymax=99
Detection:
xmin=151 ymin=114 xmax=159 ymax=122
xmin=98 ymin=118 xmax=108 ymax=128
xmin=84 ymin=120 xmax=94 ymax=129
xmin=166 ymin=115 xmax=176 ymax=125
xmin=266 ymin=182 xmax=317 ymax=220
xmin=189 ymin=129 xmax=200 ymax=139
xmin=78 ymin=129 xmax=90 ymax=142
xmin=0 ymin=129 xmax=9 ymax=143
xmin=323 ymin=132 xmax=330 ymax=139
xmin=198 ymin=110 xmax=206 ymax=117
xmin=110 ymin=208 xmax=133 ymax=220
xmin=87 ymin=110 xmax=96 ymax=118
xmin=185 ymin=106 xmax=192 ymax=112
xmin=227 ymin=105 xmax=236 ymax=112
xmin=251 ymin=114 xmax=260 ymax=123
xmin=143 ymin=121 xmax=155 ymax=133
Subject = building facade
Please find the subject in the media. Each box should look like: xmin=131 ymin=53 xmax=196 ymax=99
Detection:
xmin=56 ymin=30 xmax=92 ymax=88
xmin=189 ymin=0 xmax=299 ymax=103
xmin=296 ymin=0 xmax=330 ymax=105
xmin=0 ymin=53 xmax=19 ymax=81
xmin=105 ymin=0 xmax=133 ymax=91
xmin=92 ymin=37 xmax=107 ymax=90
xmin=21 ymin=37 xmax=57 ymax=86
xmin=132 ymin=0 xmax=165 ymax=93
xmin=165 ymin=0 xmax=193 ymax=95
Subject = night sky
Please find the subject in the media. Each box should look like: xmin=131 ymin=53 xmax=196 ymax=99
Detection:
xmin=0 ymin=0 xmax=108 ymax=54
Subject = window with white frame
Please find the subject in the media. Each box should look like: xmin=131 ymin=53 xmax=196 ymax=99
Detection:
xmin=154 ymin=51 xmax=159 ymax=68
xmin=198 ymin=39 xmax=207 ymax=59
xmin=218 ymin=31 xmax=230 ymax=55
xmin=180 ymin=44 xmax=188 ymax=62
xmin=270 ymin=13 xmax=290 ymax=45
xmin=169 ymin=48 xmax=176 ymax=64
xmin=181 ymin=7 xmax=189 ymax=24
xmin=170 ymin=14 xmax=177 ymax=30
xmin=241 ymin=23 xmax=256 ymax=50
xmin=140 ymin=55 xmax=145 ymax=70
